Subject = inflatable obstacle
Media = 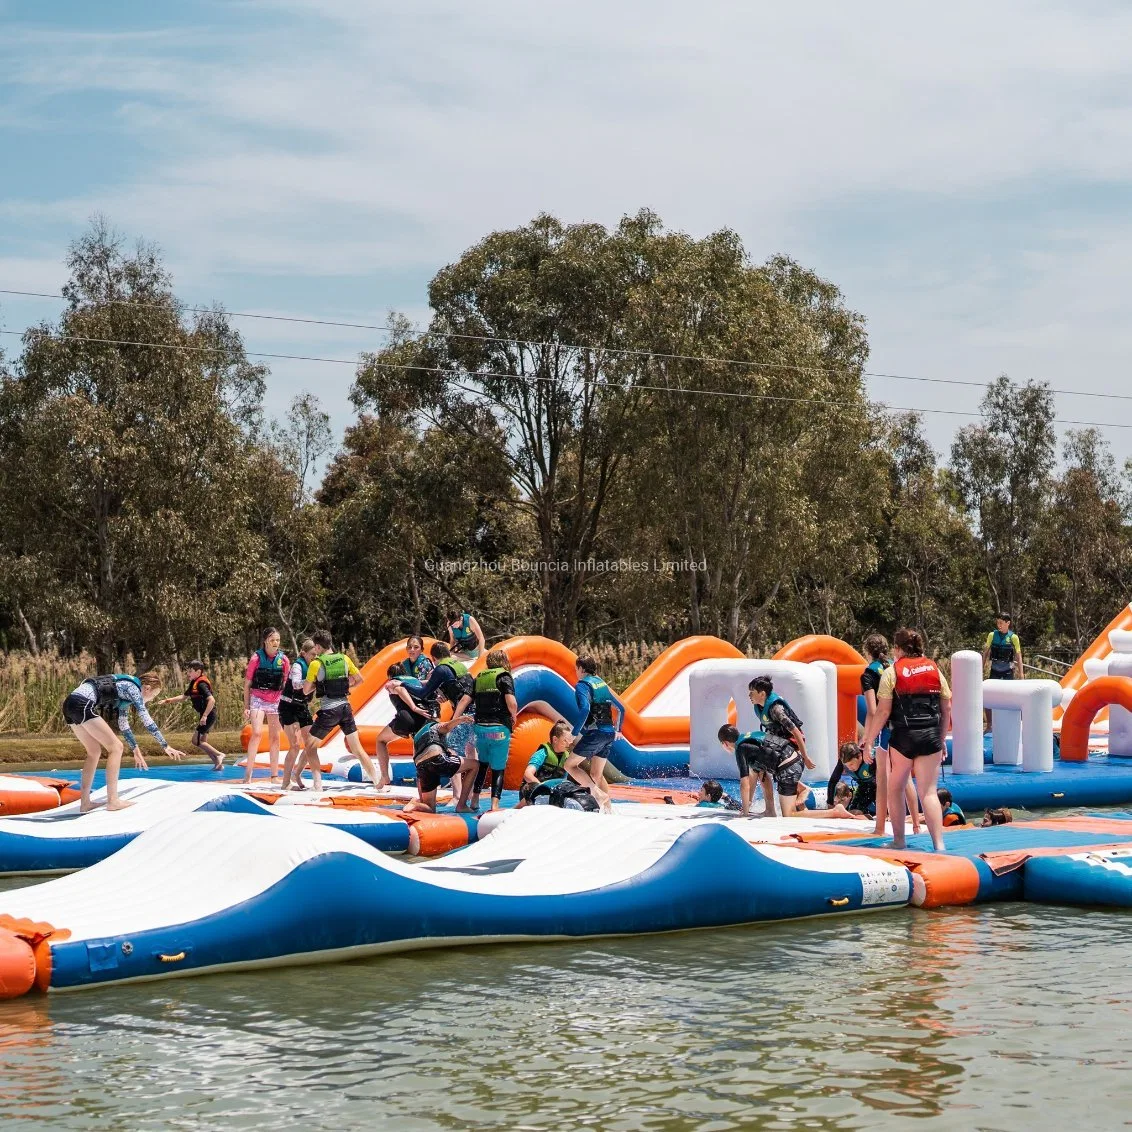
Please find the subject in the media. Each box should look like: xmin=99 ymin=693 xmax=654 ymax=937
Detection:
xmin=0 ymin=780 xmax=485 ymax=875
xmin=0 ymin=776 xmax=80 ymax=815
xmin=0 ymin=808 xmax=913 ymax=995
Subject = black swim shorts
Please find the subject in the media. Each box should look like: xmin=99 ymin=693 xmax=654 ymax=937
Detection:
xmin=62 ymin=693 xmax=99 ymax=726
xmin=773 ymin=759 xmax=804 ymax=798
xmin=391 ymin=704 xmax=430 ymax=738
xmin=278 ymin=700 xmax=313 ymax=729
xmin=194 ymin=709 xmax=219 ymax=738
xmin=310 ymin=703 xmax=358 ymax=740
xmin=889 ymin=726 xmax=942 ymax=759
xmin=416 ymin=751 xmax=463 ymax=793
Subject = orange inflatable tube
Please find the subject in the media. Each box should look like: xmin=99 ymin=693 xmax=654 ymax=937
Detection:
xmin=773 ymin=635 xmax=866 ymax=667
xmin=1059 ymin=676 xmax=1132 ymax=762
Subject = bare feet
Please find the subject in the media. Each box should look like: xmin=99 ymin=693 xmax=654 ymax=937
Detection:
xmin=106 ymin=800 xmax=135 ymax=811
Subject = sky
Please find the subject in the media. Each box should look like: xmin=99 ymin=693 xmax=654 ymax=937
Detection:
xmin=3 ymin=0 xmax=1132 ymax=464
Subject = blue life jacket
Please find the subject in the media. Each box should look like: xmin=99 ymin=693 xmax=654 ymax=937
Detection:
xmin=579 ymin=674 xmax=615 ymax=730
xmin=281 ymin=656 xmax=312 ymax=704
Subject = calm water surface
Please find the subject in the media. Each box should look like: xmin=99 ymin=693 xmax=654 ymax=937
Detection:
xmin=0 ymin=886 xmax=1128 ymax=1131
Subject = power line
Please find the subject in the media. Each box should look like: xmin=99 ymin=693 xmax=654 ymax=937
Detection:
xmin=4 ymin=285 xmax=1132 ymax=405
xmin=4 ymin=326 xmax=1132 ymax=431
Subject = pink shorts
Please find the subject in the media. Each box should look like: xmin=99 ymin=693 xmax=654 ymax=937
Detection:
xmin=249 ymin=694 xmax=281 ymax=716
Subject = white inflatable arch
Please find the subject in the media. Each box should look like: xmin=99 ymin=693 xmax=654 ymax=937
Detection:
xmin=689 ymin=660 xmax=835 ymax=781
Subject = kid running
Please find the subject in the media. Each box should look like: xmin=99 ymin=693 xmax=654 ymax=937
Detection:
xmin=157 ymin=660 xmax=224 ymax=769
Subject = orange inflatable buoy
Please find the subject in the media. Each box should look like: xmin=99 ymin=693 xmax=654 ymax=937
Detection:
xmin=1061 ymin=676 xmax=1132 ymax=762
xmin=402 ymin=813 xmax=471 ymax=857
xmin=505 ymin=715 xmax=555 ymax=790
xmin=0 ymin=930 xmax=36 ymax=999
xmin=0 ymin=776 xmax=67 ymax=816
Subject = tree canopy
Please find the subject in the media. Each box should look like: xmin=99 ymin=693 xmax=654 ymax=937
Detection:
xmin=2 ymin=214 xmax=1130 ymax=665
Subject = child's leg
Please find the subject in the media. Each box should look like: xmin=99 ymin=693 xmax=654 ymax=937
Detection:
xmin=346 ymin=731 xmax=380 ymax=787
xmin=905 ymin=779 xmax=922 ymax=833
xmin=873 ymin=748 xmax=890 ymax=835
xmin=267 ymin=714 xmax=282 ymax=780
xmin=281 ymin=724 xmax=302 ymax=787
xmin=72 ymin=721 xmax=106 ymax=812
xmin=244 ymin=710 xmax=265 ymax=783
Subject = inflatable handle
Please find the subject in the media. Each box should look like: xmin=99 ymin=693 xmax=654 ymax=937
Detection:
xmin=158 ymin=951 xmax=188 ymax=964
xmin=827 ymin=897 xmax=850 ymax=907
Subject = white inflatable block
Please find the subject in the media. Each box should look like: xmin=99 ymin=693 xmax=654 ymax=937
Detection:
xmin=1108 ymin=655 xmax=1132 ymax=756
xmin=1084 ymin=657 xmax=1112 ymax=682
xmin=983 ymin=678 xmax=1060 ymax=772
xmin=689 ymin=660 xmax=833 ymax=781
xmin=812 ymin=660 xmax=839 ymax=776
xmin=949 ymin=651 xmax=985 ymax=775
xmin=1110 ymin=630 xmax=1132 ymax=654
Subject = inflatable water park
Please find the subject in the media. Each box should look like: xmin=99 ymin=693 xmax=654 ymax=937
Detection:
xmin=6 ymin=609 xmax=1132 ymax=997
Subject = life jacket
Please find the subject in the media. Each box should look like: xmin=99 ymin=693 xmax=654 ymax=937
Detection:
xmin=861 ymin=658 xmax=889 ymax=696
xmin=842 ymin=763 xmax=877 ymax=813
xmin=942 ymin=802 xmax=967 ymax=827
xmin=88 ymin=673 xmax=141 ymax=709
xmin=473 ymin=667 xmax=512 ymax=727
xmin=891 ymin=656 xmax=943 ymax=730
xmin=435 ymin=657 xmax=473 ymax=705
xmin=529 ymin=779 xmax=600 ymax=811
xmin=185 ymin=674 xmax=213 ymax=713
xmin=531 ymin=741 xmax=569 ymax=781
xmin=736 ymin=730 xmax=798 ymax=775
xmin=281 ymin=656 xmax=313 ymax=704
xmin=757 ymin=691 xmax=804 ymax=743
xmin=314 ymin=652 xmax=351 ymax=700
xmin=413 ymin=722 xmax=446 ymax=760
xmin=400 ymin=655 xmax=431 ymax=681
xmin=249 ymin=648 xmax=287 ymax=692
xmin=450 ymin=613 xmax=476 ymax=649
xmin=579 ymin=674 xmax=615 ymax=729
xmin=390 ymin=674 xmax=429 ymax=710
xmin=989 ymin=630 xmax=1017 ymax=674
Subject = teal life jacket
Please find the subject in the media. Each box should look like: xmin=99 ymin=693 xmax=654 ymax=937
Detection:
xmin=451 ymin=613 xmax=476 ymax=649
xmin=281 ymin=655 xmax=312 ymax=704
xmin=250 ymin=648 xmax=287 ymax=692
xmin=413 ymin=722 xmax=446 ymax=760
xmin=989 ymin=630 xmax=1017 ymax=674
xmin=579 ymin=674 xmax=615 ymax=730
xmin=756 ymin=691 xmax=804 ymax=742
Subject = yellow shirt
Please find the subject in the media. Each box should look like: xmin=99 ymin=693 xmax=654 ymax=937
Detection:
xmin=878 ymin=663 xmax=952 ymax=700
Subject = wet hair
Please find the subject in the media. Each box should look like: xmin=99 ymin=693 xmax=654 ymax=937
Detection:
xmin=312 ymin=629 xmax=333 ymax=650
xmin=387 ymin=664 xmax=404 ymax=679
xmin=299 ymin=638 xmax=315 ymax=654
xmin=486 ymin=648 xmax=510 ymax=670
xmin=430 ymin=641 xmax=451 ymax=660
xmin=140 ymin=671 xmax=163 ymax=689
xmin=983 ymin=807 xmax=1013 ymax=826
xmin=549 ymin=720 xmax=572 ymax=742
xmin=446 ymin=611 xmax=460 ymax=624
xmin=407 ymin=634 xmax=424 ymax=649
xmin=749 ymin=676 xmax=773 ymax=695
xmin=938 ymin=788 xmax=953 ymax=807
xmin=718 ymin=724 xmax=740 ymax=744
xmin=839 ymin=741 xmax=862 ymax=764
xmin=576 ymin=655 xmax=598 ymax=675
xmin=701 ymin=780 xmax=723 ymax=803
xmin=834 ymin=783 xmax=854 ymax=805
xmin=863 ymin=633 xmax=889 ymax=662
xmin=893 ymin=627 xmax=925 ymax=657
xmin=261 ymin=627 xmax=280 ymax=646
xmin=186 ymin=659 xmax=205 ymax=672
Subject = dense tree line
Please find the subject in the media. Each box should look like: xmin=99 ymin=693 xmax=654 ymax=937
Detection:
xmin=2 ymin=215 xmax=1130 ymax=669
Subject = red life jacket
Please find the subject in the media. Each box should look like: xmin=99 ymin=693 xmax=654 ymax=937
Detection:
xmin=892 ymin=657 xmax=942 ymax=729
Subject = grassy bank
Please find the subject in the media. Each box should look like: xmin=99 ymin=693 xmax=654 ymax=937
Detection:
xmin=0 ymin=730 xmax=246 ymax=770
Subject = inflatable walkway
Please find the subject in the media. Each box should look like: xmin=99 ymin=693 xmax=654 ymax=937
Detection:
xmin=0 ymin=808 xmax=913 ymax=995
xmin=0 ymin=780 xmax=482 ymax=874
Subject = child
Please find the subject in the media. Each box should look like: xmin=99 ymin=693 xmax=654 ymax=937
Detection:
xmin=157 ymin=660 xmax=225 ymax=770
xmin=938 ymin=788 xmax=967 ymax=826
xmin=981 ymin=807 xmax=1013 ymax=826
xmin=718 ymin=723 xmax=808 ymax=817
xmin=403 ymin=717 xmax=477 ymax=814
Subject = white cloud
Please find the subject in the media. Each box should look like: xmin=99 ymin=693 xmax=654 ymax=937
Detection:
xmin=4 ymin=0 xmax=1132 ymax=450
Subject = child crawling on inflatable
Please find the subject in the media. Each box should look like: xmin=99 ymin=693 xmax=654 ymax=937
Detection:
xmin=403 ymin=716 xmax=478 ymax=815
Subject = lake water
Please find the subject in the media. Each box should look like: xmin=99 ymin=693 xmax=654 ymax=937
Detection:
xmin=0 ymin=883 xmax=1128 ymax=1131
